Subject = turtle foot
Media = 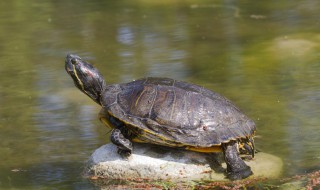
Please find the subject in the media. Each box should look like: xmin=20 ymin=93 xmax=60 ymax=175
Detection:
xmin=227 ymin=165 xmax=253 ymax=180
xmin=117 ymin=149 xmax=131 ymax=160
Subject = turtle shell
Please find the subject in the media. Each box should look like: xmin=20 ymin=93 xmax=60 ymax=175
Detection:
xmin=100 ymin=77 xmax=255 ymax=148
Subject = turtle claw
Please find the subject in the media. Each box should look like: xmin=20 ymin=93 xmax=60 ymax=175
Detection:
xmin=227 ymin=165 xmax=253 ymax=180
xmin=117 ymin=148 xmax=132 ymax=160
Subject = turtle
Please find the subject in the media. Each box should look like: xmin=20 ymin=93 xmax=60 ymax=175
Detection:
xmin=65 ymin=54 xmax=256 ymax=180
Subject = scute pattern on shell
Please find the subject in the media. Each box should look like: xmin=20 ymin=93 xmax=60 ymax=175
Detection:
xmin=100 ymin=77 xmax=255 ymax=147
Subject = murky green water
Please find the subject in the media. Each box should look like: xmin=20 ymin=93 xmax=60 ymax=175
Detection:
xmin=0 ymin=0 xmax=319 ymax=189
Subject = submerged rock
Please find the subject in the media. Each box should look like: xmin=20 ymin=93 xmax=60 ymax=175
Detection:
xmin=84 ymin=143 xmax=282 ymax=182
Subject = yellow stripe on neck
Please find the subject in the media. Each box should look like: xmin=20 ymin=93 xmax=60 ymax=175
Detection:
xmin=73 ymin=64 xmax=85 ymax=91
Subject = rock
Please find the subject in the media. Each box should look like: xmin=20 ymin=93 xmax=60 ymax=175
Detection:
xmin=84 ymin=143 xmax=283 ymax=182
xmin=278 ymin=181 xmax=305 ymax=190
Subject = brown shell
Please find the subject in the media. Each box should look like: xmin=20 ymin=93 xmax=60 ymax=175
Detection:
xmin=100 ymin=77 xmax=256 ymax=147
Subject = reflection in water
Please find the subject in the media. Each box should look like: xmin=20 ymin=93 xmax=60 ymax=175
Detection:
xmin=117 ymin=25 xmax=135 ymax=46
xmin=34 ymin=95 xmax=97 ymax=157
xmin=221 ymin=1 xmax=244 ymax=84
xmin=116 ymin=16 xmax=189 ymax=82
xmin=117 ymin=23 xmax=136 ymax=81
xmin=34 ymin=66 xmax=99 ymax=161
xmin=286 ymin=73 xmax=320 ymax=174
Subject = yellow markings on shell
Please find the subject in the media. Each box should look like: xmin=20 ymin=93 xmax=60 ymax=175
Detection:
xmin=170 ymin=89 xmax=176 ymax=120
xmin=148 ymin=87 xmax=157 ymax=118
xmin=135 ymin=88 xmax=146 ymax=107
xmin=186 ymin=146 xmax=222 ymax=153
xmin=133 ymin=134 xmax=222 ymax=153
xmin=99 ymin=116 xmax=115 ymax=129
xmin=131 ymin=137 xmax=145 ymax=143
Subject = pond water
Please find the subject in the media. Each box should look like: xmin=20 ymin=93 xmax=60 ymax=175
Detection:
xmin=0 ymin=0 xmax=319 ymax=189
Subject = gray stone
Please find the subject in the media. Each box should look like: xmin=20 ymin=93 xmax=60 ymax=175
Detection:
xmin=84 ymin=143 xmax=283 ymax=182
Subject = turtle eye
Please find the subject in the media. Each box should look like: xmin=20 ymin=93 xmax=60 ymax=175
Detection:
xmin=71 ymin=58 xmax=78 ymax=65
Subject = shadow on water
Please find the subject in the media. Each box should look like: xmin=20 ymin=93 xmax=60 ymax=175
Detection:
xmin=0 ymin=0 xmax=320 ymax=189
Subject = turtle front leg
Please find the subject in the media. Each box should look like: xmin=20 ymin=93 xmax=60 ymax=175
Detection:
xmin=222 ymin=140 xmax=253 ymax=180
xmin=110 ymin=128 xmax=133 ymax=159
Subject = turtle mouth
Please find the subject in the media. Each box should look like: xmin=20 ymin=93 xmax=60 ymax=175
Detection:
xmin=65 ymin=64 xmax=74 ymax=73
xmin=65 ymin=54 xmax=83 ymax=75
xmin=65 ymin=54 xmax=86 ymax=91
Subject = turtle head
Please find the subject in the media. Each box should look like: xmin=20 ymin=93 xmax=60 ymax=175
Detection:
xmin=65 ymin=54 xmax=106 ymax=105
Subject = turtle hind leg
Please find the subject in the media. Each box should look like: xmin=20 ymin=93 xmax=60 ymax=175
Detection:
xmin=110 ymin=128 xmax=133 ymax=159
xmin=222 ymin=140 xmax=253 ymax=180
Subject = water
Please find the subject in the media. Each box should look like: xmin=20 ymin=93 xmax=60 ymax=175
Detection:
xmin=0 ymin=0 xmax=319 ymax=189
